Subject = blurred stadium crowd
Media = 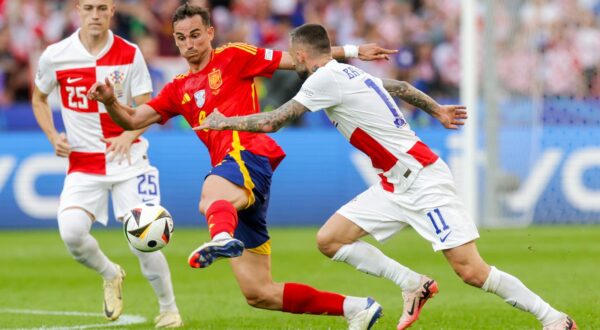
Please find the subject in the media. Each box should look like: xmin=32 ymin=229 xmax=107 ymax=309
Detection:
xmin=0 ymin=0 xmax=599 ymax=128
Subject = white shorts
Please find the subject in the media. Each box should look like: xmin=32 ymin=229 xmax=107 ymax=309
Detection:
xmin=337 ymin=159 xmax=479 ymax=251
xmin=59 ymin=166 xmax=161 ymax=225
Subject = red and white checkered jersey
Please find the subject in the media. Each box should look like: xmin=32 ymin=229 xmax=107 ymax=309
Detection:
xmin=293 ymin=60 xmax=438 ymax=193
xmin=35 ymin=29 xmax=153 ymax=177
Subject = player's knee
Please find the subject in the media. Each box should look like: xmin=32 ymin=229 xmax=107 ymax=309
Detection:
xmin=198 ymin=199 xmax=211 ymax=215
xmin=316 ymin=229 xmax=338 ymax=258
xmin=61 ymin=233 xmax=84 ymax=254
xmin=455 ymin=266 xmax=487 ymax=288
xmin=242 ymin=288 xmax=272 ymax=309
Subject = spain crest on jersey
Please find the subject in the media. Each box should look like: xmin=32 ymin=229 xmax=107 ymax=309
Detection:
xmin=194 ymin=90 xmax=205 ymax=108
xmin=208 ymin=69 xmax=222 ymax=90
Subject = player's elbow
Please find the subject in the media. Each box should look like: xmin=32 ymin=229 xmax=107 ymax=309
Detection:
xmin=264 ymin=125 xmax=279 ymax=133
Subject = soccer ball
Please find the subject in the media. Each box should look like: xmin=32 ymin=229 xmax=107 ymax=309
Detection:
xmin=123 ymin=202 xmax=174 ymax=252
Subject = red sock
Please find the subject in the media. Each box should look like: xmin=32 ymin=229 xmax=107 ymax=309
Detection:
xmin=282 ymin=282 xmax=345 ymax=315
xmin=205 ymin=200 xmax=238 ymax=238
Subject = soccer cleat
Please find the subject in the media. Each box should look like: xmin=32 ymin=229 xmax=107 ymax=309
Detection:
xmin=397 ymin=276 xmax=438 ymax=330
xmin=154 ymin=311 xmax=184 ymax=328
xmin=542 ymin=314 xmax=578 ymax=330
xmin=103 ymin=264 xmax=126 ymax=321
xmin=346 ymin=297 xmax=383 ymax=330
xmin=187 ymin=237 xmax=245 ymax=268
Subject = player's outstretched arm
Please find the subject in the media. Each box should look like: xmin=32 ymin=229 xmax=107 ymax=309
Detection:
xmin=194 ymin=100 xmax=309 ymax=133
xmin=382 ymin=78 xmax=468 ymax=129
xmin=279 ymin=44 xmax=398 ymax=69
xmin=87 ymin=78 xmax=162 ymax=131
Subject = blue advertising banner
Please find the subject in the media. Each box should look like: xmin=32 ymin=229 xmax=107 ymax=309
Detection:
xmin=0 ymin=127 xmax=598 ymax=229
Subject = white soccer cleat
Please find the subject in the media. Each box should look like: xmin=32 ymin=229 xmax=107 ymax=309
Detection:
xmin=346 ymin=297 xmax=383 ymax=330
xmin=154 ymin=311 xmax=184 ymax=328
xmin=543 ymin=314 xmax=577 ymax=330
xmin=187 ymin=237 xmax=244 ymax=268
xmin=103 ymin=264 xmax=126 ymax=321
xmin=397 ymin=275 xmax=438 ymax=330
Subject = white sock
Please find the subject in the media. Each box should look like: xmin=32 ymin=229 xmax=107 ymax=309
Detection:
xmin=213 ymin=232 xmax=232 ymax=241
xmin=332 ymin=240 xmax=421 ymax=292
xmin=343 ymin=296 xmax=369 ymax=318
xmin=58 ymin=208 xmax=118 ymax=279
xmin=129 ymin=246 xmax=178 ymax=312
xmin=482 ymin=266 xmax=563 ymax=325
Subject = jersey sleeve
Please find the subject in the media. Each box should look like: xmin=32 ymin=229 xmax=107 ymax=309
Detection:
xmin=129 ymin=47 xmax=153 ymax=98
xmin=223 ymin=43 xmax=282 ymax=79
xmin=34 ymin=49 xmax=57 ymax=94
xmin=146 ymin=81 xmax=179 ymax=125
xmin=292 ymin=69 xmax=341 ymax=112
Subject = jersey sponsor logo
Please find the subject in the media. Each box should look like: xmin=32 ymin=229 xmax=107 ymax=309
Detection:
xmin=194 ymin=90 xmax=206 ymax=108
xmin=66 ymin=77 xmax=83 ymax=84
xmin=208 ymin=69 xmax=223 ymax=90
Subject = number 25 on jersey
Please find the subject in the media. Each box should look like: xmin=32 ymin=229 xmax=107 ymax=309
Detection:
xmin=65 ymin=86 xmax=88 ymax=110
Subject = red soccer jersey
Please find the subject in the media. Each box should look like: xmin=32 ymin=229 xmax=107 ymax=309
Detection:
xmin=147 ymin=43 xmax=286 ymax=170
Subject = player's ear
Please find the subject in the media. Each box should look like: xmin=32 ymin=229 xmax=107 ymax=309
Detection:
xmin=207 ymin=26 xmax=215 ymax=42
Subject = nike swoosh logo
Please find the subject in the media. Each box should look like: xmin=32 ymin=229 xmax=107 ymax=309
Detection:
xmin=440 ymin=231 xmax=452 ymax=243
xmin=406 ymin=299 xmax=416 ymax=315
xmin=104 ymin=300 xmax=114 ymax=318
xmin=67 ymin=77 xmax=83 ymax=83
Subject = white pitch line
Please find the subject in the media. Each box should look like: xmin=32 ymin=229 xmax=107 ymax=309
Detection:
xmin=0 ymin=308 xmax=146 ymax=330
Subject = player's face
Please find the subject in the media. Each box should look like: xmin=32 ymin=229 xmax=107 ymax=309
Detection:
xmin=77 ymin=0 xmax=115 ymax=37
xmin=173 ymin=15 xmax=214 ymax=65
xmin=290 ymin=41 xmax=309 ymax=81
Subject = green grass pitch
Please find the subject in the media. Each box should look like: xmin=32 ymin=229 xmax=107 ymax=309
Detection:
xmin=1 ymin=225 xmax=598 ymax=329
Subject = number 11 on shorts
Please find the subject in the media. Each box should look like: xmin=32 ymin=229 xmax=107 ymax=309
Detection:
xmin=427 ymin=208 xmax=449 ymax=235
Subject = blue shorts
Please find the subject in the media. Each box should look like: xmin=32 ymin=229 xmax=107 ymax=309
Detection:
xmin=207 ymin=150 xmax=273 ymax=249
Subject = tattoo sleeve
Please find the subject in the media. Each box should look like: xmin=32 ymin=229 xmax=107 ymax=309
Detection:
xmin=382 ymin=78 xmax=440 ymax=117
xmin=217 ymin=99 xmax=308 ymax=133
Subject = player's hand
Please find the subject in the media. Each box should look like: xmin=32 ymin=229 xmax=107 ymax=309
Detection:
xmin=358 ymin=43 xmax=398 ymax=61
xmin=101 ymin=133 xmax=134 ymax=165
xmin=434 ymin=105 xmax=468 ymax=129
xmin=51 ymin=132 xmax=71 ymax=157
xmin=192 ymin=108 xmax=227 ymax=131
xmin=87 ymin=78 xmax=117 ymax=105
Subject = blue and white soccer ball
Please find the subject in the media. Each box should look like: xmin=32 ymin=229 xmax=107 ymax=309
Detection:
xmin=123 ymin=203 xmax=174 ymax=252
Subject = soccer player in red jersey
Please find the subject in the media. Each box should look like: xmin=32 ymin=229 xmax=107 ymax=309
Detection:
xmin=88 ymin=4 xmax=397 ymax=329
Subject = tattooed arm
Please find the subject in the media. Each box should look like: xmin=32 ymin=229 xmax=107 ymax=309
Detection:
xmin=194 ymin=100 xmax=309 ymax=132
xmin=381 ymin=78 xmax=468 ymax=129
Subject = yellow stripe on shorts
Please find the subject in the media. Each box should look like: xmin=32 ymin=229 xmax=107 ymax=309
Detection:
xmin=247 ymin=240 xmax=271 ymax=255
xmin=229 ymin=131 xmax=256 ymax=208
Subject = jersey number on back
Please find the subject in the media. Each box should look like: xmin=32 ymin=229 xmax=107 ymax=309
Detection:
xmin=65 ymin=86 xmax=88 ymax=109
xmin=364 ymin=78 xmax=406 ymax=128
